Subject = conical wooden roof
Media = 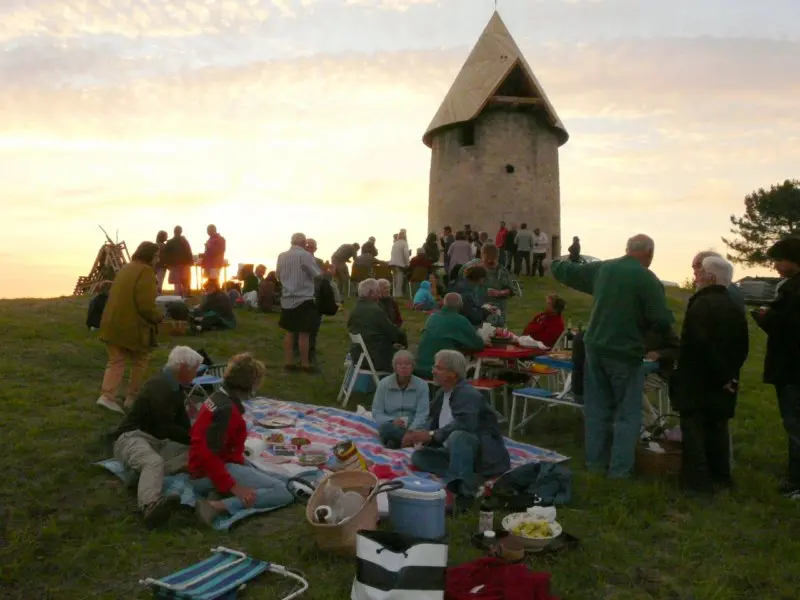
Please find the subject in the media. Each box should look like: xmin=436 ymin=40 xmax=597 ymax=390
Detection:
xmin=423 ymin=12 xmax=568 ymax=147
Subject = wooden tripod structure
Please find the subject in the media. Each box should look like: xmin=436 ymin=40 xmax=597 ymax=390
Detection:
xmin=73 ymin=227 xmax=131 ymax=296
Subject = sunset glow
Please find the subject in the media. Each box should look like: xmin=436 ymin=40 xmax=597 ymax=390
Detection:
xmin=1 ymin=0 xmax=798 ymax=298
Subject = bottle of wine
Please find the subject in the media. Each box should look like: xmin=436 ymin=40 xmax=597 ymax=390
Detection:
xmin=565 ymin=319 xmax=574 ymax=349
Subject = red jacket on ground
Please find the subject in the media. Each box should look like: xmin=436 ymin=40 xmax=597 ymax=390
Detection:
xmin=446 ymin=558 xmax=558 ymax=600
xmin=188 ymin=389 xmax=247 ymax=493
xmin=522 ymin=312 xmax=565 ymax=349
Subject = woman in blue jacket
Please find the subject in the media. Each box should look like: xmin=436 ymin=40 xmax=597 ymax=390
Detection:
xmin=372 ymin=350 xmax=430 ymax=448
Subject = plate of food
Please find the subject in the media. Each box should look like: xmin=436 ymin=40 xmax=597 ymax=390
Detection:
xmin=547 ymin=352 xmax=572 ymax=361
xmin=258 ymin=417 xmax=295 ymax=429
xmin=501 ymin=513 xmax=563 ymax=551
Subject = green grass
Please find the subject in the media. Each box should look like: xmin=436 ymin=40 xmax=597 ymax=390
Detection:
xmin=1 ymin=277 xmax=798 ymax=599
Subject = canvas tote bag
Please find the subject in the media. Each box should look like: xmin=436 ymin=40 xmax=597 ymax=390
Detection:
xmin=351 ymin=530 xmax=447 ymax=600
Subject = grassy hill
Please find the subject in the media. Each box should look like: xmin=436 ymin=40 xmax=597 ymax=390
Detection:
xmin=1 ymin=277 xmax=797 ymax=599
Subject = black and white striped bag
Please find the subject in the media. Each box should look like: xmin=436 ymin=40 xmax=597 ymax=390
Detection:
xmin=351 ymin=530 xmax=448 ymax=600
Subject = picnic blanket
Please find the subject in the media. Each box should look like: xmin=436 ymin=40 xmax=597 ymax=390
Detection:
xmin=95 ymin=458 xmax=321 ymax=531
xmin=245 ymin=397 xmax=568 ymax=481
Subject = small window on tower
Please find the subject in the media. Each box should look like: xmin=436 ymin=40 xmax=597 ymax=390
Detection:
xmin=460 ymin=123 xmax=475 ymax=147
xmin=505 ymin=164 xmax=515 ymax=174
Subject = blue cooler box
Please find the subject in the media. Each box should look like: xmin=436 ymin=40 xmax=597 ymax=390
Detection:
xmin=388 ymin=476 xmax=447 ymax=540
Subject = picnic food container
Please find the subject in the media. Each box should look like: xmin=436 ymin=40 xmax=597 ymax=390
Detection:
xmin=388 ymin=476 xmax=447 ymax=540
xmin=298 ymin=444 xmax=329 ymax=466
xmin=288 ymin=470 xmax=402 ymax=555
xmin=333 ymin=440 xmax=369 ymax=471
xmin=501 ymin=512 xmax=563 ymax=552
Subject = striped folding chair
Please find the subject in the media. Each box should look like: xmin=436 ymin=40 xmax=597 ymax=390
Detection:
xmin=141 ymin=546 xmax=308 ymax=600
xmin=185 ymin=364 xmax=225 ymax=422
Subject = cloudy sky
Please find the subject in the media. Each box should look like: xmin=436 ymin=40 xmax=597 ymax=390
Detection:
xmin=1 ymin=0 xmax=798 ymax=298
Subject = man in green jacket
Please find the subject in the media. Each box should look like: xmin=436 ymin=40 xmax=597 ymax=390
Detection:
xmin=551 ymin=234 xmax=674 ymax=478
xmin=347 ymin=278 xmax=407 ymax=372
xmin=415 ymin=293 xmax=486 ymax=378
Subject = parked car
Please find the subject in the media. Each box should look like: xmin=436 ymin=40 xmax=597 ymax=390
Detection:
xmin=735 ymin=276 xmax=784 ymax=306
xmin=557 ymin=254 xmax=601 ymax=264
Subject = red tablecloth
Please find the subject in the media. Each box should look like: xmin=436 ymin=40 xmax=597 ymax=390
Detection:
xmin=476 ymin=346 xmax=547 ymax=360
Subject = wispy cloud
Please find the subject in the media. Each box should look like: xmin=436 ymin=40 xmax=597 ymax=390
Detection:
xmin=0 ymin=0 xmax=797 ymax=296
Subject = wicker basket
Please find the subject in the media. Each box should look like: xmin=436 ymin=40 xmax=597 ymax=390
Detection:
xmin=290 ymin=471 xmax=401 ymax=555
xmin=158 ymin=319 xmax=189 ymax=337
xmin=635 ymin=440 xmax=682 ymax=477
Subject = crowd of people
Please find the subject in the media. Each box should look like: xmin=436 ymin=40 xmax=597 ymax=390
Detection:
xmin=91 ymin=222 xmax=800 ymax=526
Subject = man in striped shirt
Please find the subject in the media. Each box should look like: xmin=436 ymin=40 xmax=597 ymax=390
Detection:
xmin=276 ymin=233 xmax=321 ymax=371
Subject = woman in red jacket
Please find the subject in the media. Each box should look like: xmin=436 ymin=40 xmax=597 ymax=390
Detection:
xmin=189 ymin=353 xmax=294 ymax=526
xmin=522 ymin=294 xmax=566 ymax=349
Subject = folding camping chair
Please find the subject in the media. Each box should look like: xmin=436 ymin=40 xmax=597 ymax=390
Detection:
xmin=337 ymin=333 xmax=389 ymax=408
xmin=187 ymin=364 xmax=225 ymax=400
xmin=185 ymin=364 xmax=225 ymax=422
xmin=140 ymin=546 xmax=308 ymax=600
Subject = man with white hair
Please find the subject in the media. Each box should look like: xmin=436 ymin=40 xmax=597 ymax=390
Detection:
xmin=389 ymin=230 xmax=411 ymax=298
xmin=277 ymin=232 xmax=321 ymax=371
xmin=671 ymin=255 xmax=749 ymax=493
xmin=415 ymin=293 xmax=485 ymax=378
xmin=110 ymin=346 xmax=205 ymax=526
xmin=691 ymin=250 xmax=746 ymax=311
xmin=347 ymin=278 xmax=407 ymax=372
xmin=551 ymin=234 xmax=674 ymax=478
xmin=408 ymin=349 xmax=510 ymax=511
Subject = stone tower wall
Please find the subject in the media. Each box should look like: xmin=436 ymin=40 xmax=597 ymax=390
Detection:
xmin=427 ymin=108 xmax=562 ymax=258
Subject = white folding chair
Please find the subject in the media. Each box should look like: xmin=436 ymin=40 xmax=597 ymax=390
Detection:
xmin=550 ymin=330 xmax=567 ymax=351
xmin=337 ymin=333 xmax=390 ymax=408
xmin=511 ymin=280 xmax=523 ymax=297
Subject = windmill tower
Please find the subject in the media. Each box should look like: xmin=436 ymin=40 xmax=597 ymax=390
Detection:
xmin=423 ymin=11 xmax=569 ymax=257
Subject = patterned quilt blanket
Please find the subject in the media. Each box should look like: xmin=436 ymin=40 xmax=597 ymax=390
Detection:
xmin=245 ymin=397 xmax=568 ymax=481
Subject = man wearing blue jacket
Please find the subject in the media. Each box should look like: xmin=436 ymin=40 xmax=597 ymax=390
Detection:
xmin=409 ymin=350 xmax=510 ymax=508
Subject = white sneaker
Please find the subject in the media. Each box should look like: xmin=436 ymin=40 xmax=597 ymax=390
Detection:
xmin=96 ymin=396 xmax=124 ymax=414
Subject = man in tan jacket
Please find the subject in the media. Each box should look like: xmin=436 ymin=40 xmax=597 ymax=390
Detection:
xmin=98 ymin=241 xmax=163 ymax=413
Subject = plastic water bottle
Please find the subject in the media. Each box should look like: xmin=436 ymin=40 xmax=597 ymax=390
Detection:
xmin=478 ymin=500 xmax=494 ymax=534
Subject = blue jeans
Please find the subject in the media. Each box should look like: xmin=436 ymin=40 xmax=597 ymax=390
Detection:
xmin=191 ymin=463 xmax=294 ymax=514
xmin=584 ymin=352 xmax=646 ymax=478
xmin=411 ymin=431 xmax=479 ymax=495
xmin=777 ymin=384 xmax=800 ymax=484
xmin=378 ymin=422 xmax=407 ymax=449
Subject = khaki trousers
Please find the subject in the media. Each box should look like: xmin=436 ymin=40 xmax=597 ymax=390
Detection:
xmin=113 ymin=430 xmax=188 ymax=509
xmin=101 ymin=344 xmax=149 ymax=407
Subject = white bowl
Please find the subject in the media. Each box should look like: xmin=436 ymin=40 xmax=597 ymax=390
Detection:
xmin=501 ymin=513 xmax=562 ymax=552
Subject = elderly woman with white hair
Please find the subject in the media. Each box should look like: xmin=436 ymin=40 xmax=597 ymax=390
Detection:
xmin=671 ymin=255 xmax=749 ymax=494
xmin=377 ymin=278 xmax=403 ymax=327
xmin=691 ymin=250 xmax=746 ymax=311
xmin=371 ymin=350 xmax=430 ymax=448
xmin=347 ymin=278 xmax=408 ymax=373
xmin=110 ymin=346 xmax=205 ymax=527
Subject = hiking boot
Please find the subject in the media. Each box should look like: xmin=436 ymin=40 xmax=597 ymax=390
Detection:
xmin=143 ymin=495 xmax=180 ymax=528
xmin=96 ymin=396 xmax=124 ymax=414
xmin=195 ymin=499 xmax=221 ymax=527
xmin=778 ymin=481 xmax=800 ymax=499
